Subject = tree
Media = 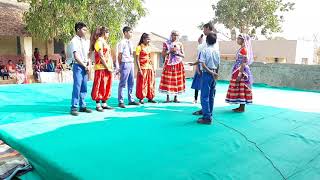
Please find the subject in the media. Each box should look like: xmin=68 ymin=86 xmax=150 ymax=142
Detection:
xmin=212 ymin=0 xmax=294 ymax=39
xmin=19 ymin=0 xmax=146 ymax=45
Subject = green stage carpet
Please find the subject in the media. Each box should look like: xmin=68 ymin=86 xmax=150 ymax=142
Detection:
xmin=0 ymin=79 xmax=319 ymax=180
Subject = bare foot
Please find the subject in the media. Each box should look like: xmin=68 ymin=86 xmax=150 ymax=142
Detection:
xmin=232 ymin=107 xmax=240 ymax=112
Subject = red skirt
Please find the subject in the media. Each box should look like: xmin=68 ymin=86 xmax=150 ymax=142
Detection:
xmin=91 ymin=69 xmax=112 ymax=101
xmin=136 ymin=69 xmax=155 ymax=100
xmin=225 ymin=68 xmax=253 ymax=104
xmin=159 ymin=62 xmax=185 ymax=95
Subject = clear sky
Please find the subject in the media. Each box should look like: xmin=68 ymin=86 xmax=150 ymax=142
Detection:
xmin=136 ymin=0 xmax=320 ymax=41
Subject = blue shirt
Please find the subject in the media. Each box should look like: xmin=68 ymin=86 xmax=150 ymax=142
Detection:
xmin=199 ymin=45 xmax=220 ymax=70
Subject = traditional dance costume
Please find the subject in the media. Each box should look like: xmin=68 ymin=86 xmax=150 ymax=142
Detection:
xmin=159 ymin=40 xmax=185 ymax=94
xmin=91 ymin=37 xmax=113 ymax=102
xmin=136 ymin=44 xmax=155 ymax=101
xmin=225 ymin=45 xmax=253 ymax=104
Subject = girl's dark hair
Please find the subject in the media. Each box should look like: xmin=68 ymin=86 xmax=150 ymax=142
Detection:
xmin=138 ymin=33 xmax=150 ymax=46
xmin=98 ymin=26 xmax=109 ymax=37
xmin=90 ymin=26 xmax=109 ymax=51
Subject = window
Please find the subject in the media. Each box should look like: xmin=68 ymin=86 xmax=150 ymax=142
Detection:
xmin=267 ymin=57 xmax=286 ymax=63
xmin=54 ymin=39 xmax=65 ymax=54
xmin=16 ymin=37 xmax=21 ymax=55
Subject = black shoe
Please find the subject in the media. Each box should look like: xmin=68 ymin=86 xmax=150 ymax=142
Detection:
xmin=118 ymin=103 xmax=126 ymax=108
xmin=197 ymin=118 xmax=212 ymax=125
xmin=148 ymin=99 xmax=157 ymax=103
xmin=96 ymin=107 xmax=104 ymax=112
xmin=128 ymin=101 xmax=140 ymax=106
xmin=79 ymin=107 xmax=92 ymax=113
xmin=139 ymin=99 xmax=144 ymax=104
xmin=192 ymin=110 xmax=203 ymax=115
xmin=70 ymin=110 xmax=79 ymax=116
xmin=102 ymin=105 xmax=114 ymax=110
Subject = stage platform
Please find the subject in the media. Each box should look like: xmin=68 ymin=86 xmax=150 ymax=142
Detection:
xmin=0 ymin=79 xmax=319 ymax=180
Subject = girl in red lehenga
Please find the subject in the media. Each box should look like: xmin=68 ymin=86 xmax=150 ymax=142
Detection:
xmin=135 ymin=33 xmax=157 ymax=104
xmin=225 ymin=34 xmax=254 ymax=112
xmin=90 ymin=26 xmax=114 ymax=112
xmin=159 ymin=30 xmax=186 ymax=103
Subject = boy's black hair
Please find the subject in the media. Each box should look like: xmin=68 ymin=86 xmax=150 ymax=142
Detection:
xmin=206 ymin=32 xmax=217 ymax=46
xmin=123 ymin=26 xmax=132 ymax=33
xmin=74 ymin=22 xmax=87 ymax=32
xmin=203 ymin=22 xmax=214 ymax=31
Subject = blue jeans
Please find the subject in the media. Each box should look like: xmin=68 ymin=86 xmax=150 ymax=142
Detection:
xmin=200 ymin=72 xmax=216 ymax=120
xmin=71 ymin=64 xmax=88 ymax=110
xmin=118 ymin=62 xmax=135 ymax=103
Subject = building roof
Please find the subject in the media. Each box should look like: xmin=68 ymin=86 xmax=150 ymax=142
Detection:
xmin=0 ymin=0 xmax=29 ymax=36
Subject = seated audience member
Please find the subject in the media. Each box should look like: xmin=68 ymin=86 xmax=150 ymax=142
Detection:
xmin=34 ymin=60 xmax=41 ymax=82
xmin=0 ymin=60 xmax=9 ymax=80
xmin=16 ymin=60 xmax=26 ymax=84
xmin=6 ymin=60 xmax=16 ymax=79
xmin=47 ymin=59 xmax=55 ymax=72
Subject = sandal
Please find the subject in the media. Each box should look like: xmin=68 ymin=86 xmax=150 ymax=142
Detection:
xmin=173 ymin=99 xmax=180 ymax=103
xmin=148 ymin=99 xmax=157 ymax=103
xmin=96 ymin=107 xmax=104 ymax=112
xmin=102 ymin=106 xmax=114 ymax=110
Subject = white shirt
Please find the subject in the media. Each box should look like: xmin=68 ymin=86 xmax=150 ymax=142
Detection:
xmin=117 ymin=39 xmax=134 ymax=63
xmin=69 ymin=35 xmax=90 ymax=64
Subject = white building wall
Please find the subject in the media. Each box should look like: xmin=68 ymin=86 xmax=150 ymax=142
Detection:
xmin=295 ymin=40 xmax=314 ymax=64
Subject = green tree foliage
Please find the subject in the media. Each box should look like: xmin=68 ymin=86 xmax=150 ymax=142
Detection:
xmin=19 ymin=0 xmax=146 ymax=45
xmin=212 ymin=0 xmax=294 ymax=38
